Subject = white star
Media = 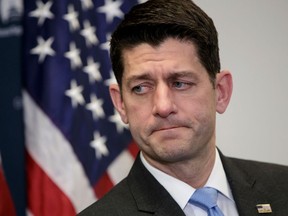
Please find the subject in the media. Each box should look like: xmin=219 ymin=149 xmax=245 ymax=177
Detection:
xmin=138 ymin=0 xmax=147 ymax=3
xmin=80 ymin=20 xmax=98 ymax=47
xmin=90 ymin=131 xmax=109 ymax=159
xmin=64 ymin=42 xmax=82 ymax=70
xmin=104 ymin=70 xmax=117 ymax=87
xmin=97 ymin=0 xmax=124 ymax=23
xmin=83 ymin=57 xmax=102 ymax=83
xmin=65 ymin=80 xmax=85 ymax=108
xmin=29 ymin=0 xmax=54 ymax=26
xmin=109 ymin=109 xmax=129 ymax=133
xmin=63 ymin=4 xmax=80 ymax=32
xmin=30 ymin=36 xmax=55 ymax=62
xmin=100 ymin=33 xmax=111 ymax=52
xmin=86 ymin=94 xmax=105 ymax=120
xmin=80 ymin=0 xmax=94 ymax=10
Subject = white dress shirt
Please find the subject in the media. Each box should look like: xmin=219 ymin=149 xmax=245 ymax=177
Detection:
xmin=140 ymin=149 xmax=239 ymax=216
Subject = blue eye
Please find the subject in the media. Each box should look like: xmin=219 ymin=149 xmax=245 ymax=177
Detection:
xmin=173 ymin=81 xmax=186 ymax=89
xmin=132 ymin=85 xmax=151 ymax=94
xmin=132 ymin=85 xmax=143 ymax=93
xmin=172 ymin=81 xmax=193 ymax=90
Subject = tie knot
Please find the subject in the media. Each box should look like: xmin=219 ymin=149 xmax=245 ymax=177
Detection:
xmin=189 ymin=187 xmax=218 ymax=210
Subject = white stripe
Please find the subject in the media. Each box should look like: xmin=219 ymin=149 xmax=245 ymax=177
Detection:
xmin=23 ymin=91 xmax=97 ymax=213
xmin=108 ymin=150 xmax=134 ymax=184
xmin=26 ymin=209 xmax=34 ymax=216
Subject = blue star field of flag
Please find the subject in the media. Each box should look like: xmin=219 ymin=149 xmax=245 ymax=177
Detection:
xmin=22 ymin=0 xmax=143 ymax=188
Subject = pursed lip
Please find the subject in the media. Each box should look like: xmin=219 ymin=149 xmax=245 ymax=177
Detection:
xmin=152 ymin=126 xmax=184 ymax=134
xmin=148 ymin=120 xmax=191 ymax=136
xmin=156 ymin=126 xmax=181 ymax=131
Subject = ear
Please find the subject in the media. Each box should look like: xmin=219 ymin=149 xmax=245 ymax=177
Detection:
xmin=109 ymin=84 xmax=128 ymax=124
xmin=215 ymin=70 xmax=233 ymax=114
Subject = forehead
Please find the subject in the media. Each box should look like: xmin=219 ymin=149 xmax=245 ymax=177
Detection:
xmin=122 ymin=38 xmax=205 ymax=78
xmin=123 ymin=38 xmax=198 ymax=62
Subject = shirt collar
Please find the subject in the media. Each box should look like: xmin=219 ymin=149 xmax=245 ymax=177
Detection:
xmin=140 ymin=149 xmax=234 ymax=210
xmin=140 ymin=152 xmax=193 ymax=209
xmin=205 ymin=149 xmax=234 ymax=201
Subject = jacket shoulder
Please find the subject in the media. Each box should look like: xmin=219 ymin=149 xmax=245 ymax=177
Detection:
xmin=78 ymin=178 xmax=136 ymax=216
xmin=227 ymin=157 xmax=288 ymax=176
xmin=225 ymin=156 xmax=288 ymax=192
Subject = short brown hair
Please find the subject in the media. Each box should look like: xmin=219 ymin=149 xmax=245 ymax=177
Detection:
xmin=110 ymin=0 xmax=220 ymax=87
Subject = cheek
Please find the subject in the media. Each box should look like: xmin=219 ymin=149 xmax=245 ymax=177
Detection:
xmin=125 ymin=103 xmax=150 ymax=142
xmin=181 ymin=95 xmax=215 ymax=122
xmin=196 ymin=100 xmax=216 ymax=131
xmin=125 ymin=101 xmax=151 ymax=125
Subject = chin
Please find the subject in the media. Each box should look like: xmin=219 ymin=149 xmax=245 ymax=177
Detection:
xmin=152 ymin=148 xmax=193 ymax=163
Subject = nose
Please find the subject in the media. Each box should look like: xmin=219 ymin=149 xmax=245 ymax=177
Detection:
xmin=152 ymin=84 xmax=177 ymax=118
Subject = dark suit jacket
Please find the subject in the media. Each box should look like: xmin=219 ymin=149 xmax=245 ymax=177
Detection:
xmin=78 ymin=151 xmax=288 ymax=215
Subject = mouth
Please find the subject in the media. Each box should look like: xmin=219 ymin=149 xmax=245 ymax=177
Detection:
xmin=152 ymin=126 xmax=185 ymax=135
xmin=149 ymin=126 xmax=186 ymax=140
xmin=156 ymin=126 xmax=181 ymax=131
xmin=148 ymin=120 xmax=191 ymax=136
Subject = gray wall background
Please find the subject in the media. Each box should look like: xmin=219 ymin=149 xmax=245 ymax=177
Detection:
xmin=194 ymin=0 xmax=288 ymax=165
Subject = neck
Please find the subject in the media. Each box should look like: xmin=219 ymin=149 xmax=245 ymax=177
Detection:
xmin=143 ymin=146 xmax=216 ymax=189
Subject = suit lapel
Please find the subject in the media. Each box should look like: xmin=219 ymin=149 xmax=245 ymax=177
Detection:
xmin=220 ymin=151 xmax=287 ymax=216
xmin=126 ymin=152 xmax=287 ymax=215
xmin=222 ymin=156 xmax=260 ymax=216
xmin=127 ymin=155 xmax=186 ymax=216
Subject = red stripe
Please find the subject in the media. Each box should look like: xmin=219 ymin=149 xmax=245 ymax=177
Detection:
xmin=94 ymin=141 xmax=138 ymax=199
xmin=26 ymin=152 xmax=76 ymax=216
xmin=0 ymin=167 xmax=16 ymax=216
xmin=127 ymin=141 xmax=139 ymax=158
xmin=93 ymin=172 xmax=114 ymax=199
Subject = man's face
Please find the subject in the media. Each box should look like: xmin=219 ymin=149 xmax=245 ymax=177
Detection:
xmin=110 ymin=38 xmax=231 ymax=165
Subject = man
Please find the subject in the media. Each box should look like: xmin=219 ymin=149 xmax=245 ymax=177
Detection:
xmin=79 ymin=0 xmax=288 ymax=215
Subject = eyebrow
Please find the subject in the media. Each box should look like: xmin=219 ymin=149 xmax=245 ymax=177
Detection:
xmin=166 ymin=71 xmax=198 ymax=80
xmin=125 ymin=73 xmax=154 ymax=87
xmin=125 ymin=71 xmax=198 ymax=86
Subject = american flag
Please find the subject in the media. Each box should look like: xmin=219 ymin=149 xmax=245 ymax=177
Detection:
xmin=22 ymin=0 xmax=144 ymax=215
xmin=0 ymin=152 xmax=16 ymax=216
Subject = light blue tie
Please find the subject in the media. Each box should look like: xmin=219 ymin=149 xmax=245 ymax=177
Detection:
xmin=189 ymin=187 xmax=224 ymax=216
